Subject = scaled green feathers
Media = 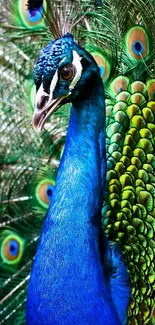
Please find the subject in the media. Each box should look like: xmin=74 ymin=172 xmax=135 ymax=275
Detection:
xmin=104 ymin=77 xmax=155 ymax=324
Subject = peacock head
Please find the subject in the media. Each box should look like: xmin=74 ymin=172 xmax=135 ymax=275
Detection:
xmin=33 ymin=33 xmax=100 ymax=131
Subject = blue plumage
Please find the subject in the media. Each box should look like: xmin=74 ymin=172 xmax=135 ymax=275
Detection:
xmin=26 ymin=34 xmax=130 ymax=325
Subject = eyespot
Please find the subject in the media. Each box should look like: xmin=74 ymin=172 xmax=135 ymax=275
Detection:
xmin=1 ymin=233 xmax=25 ymax=265
xmin=130 ymin=81 xmax=146 ymax=96
xmin=15 ymin=0 xmax=45 ymax=29
xmin=147 ymin=79 xmax=155 ymax=100
xmin=60 ymin=65 xmax=75 ymax=81
xmin=109 ymin=76 xmax=129 ymax=97
xmin=125 ymin=26 xmax=150 ymax=62
xmin=91 ymin=52 xmax=111 ymax=84
xmin=35 ymin=179 xmax=55 ymax=208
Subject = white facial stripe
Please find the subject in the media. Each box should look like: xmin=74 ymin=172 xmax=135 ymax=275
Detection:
xmin=49 ymin=56 xmax=68 ymax=99
xmin=69 ymin=50 xmax=83 ymax=91
xmin=49 ymin=70 xmax=58 ymax=100
xmin=35 ymin=83 xmax=45 ymax=103
xmin=35 ymin=70 xmax=58 ymax=108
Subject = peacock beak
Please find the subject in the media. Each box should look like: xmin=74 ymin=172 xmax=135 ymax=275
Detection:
xmin=32 ymin=83 xmax=69 ymax=132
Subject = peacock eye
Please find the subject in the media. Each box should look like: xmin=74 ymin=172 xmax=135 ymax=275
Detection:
xmin=1 ymin=232 xmax=25 ymax=265
xmin=60 ymin=65 xmax=75 ymax=81
xmin=35 ymin=179 xmax=55 ymax=209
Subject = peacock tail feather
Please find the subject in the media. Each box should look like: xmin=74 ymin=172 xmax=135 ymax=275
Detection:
xmin=103 ymin=78 xmax=155 ymax=324
xmin=87 ymin=2 xmax=155 ymax=322
xmin=0 ymin=0 xmax=155 ymax=324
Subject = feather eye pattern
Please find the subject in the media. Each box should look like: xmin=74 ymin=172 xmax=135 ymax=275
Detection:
xmin=31 ymin=166 xmax=57 ymax=213
xmin=86 ymin=45 xmax=112 ymax=84
xmin=147 ymin=79 xmax=155 ymax=100
xmin=35 ymin=180 xmax=55 ymax=208
xmin=17 ymin=0 xmax=45 ymax=28
xmin=109 ymin=76 xmax=130 ymax=97
xmin=0 ymin=231 xmax=25 ymax=265
xmin=12 ymin=0 xmax=45 ymax=29
xmin=124 ymin=26 xmax=150 ymax=62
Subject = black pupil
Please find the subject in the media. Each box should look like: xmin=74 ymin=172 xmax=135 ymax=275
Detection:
xmin=135 ymin=41 xmax=142 ymax=52
xmin=10 ymin=244 xmax=15 ymax=252
xmin=62 ymin=67 xmax=72 ymax=78
xmin=47 ymin=189 xmax=52 ymax=197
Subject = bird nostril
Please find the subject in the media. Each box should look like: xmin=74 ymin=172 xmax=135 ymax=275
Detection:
xmin=38 ymin=95 xmax=49 ymax=110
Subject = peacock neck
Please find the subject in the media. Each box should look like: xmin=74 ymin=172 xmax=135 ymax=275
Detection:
xmin=66 ymin=80 xmax=105 ymax=149
xmin=53 ymin=76 xmax=106 ymax=222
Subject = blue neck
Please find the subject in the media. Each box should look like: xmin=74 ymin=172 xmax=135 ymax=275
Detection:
xmin=26 ymin=76 xmax=121 ymax=325
xmin=54 ymin=79 xmax=106 ymax=221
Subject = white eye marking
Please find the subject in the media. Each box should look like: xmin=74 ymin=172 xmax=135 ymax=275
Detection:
xmin=35 ymin=70 xmax=58 ymax=109
xmin=69 ymin=51 xmax=83 ymax=91
xmin=36 ymin=83 xmax=47 ymax=104
xmin=49 ymin=70 xmax=58 ymax=100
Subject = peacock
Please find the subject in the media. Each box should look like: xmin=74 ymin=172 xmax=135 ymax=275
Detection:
xmin=0 ymin=0 xmax=155 ymax=324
